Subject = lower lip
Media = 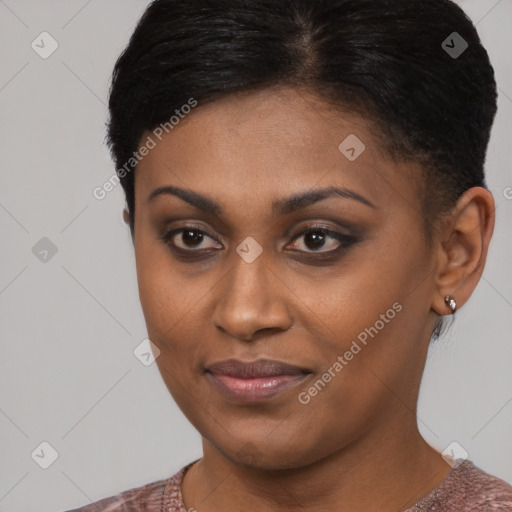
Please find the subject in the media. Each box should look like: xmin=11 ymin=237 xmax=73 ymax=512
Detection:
xmin=206 ymin=372 xmax=309 ymax=402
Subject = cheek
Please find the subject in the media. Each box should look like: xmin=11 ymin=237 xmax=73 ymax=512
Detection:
xmin=295 ymin=253 xmax=400 ymax=338
xmin=134 ymin=237 xmax=217 ymax=364
xmin=135 ymin=234 xmax=183 ymax=337
xmin=294 ymin=238 xmax=424 ymax=382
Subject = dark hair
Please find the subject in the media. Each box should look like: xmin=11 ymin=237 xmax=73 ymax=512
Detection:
xmin=106 ymin=0 xmax=497 ymax=338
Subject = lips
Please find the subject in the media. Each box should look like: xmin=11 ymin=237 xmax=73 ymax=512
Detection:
xmin=206 ymin=358 xmax=310 ymax=378
xmin=205 ymin=358 xmax=312 ymax=403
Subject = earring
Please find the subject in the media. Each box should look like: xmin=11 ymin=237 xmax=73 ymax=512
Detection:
xmin=444 ymin=295 xmax=457 ymax=314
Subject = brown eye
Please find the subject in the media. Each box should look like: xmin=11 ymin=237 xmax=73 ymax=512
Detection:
xmin=287 ymin=227 xmax=356 ymax=253
xmin=161 ymin=226 xmax=222 ymax=252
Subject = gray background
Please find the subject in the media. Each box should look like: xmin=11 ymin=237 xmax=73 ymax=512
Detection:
xmin=0 ymin=1 xmax=511 ymax=510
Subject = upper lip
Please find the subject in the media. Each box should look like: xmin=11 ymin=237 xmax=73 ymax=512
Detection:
xmin=206 ymin=358 xmax=311 ymax=378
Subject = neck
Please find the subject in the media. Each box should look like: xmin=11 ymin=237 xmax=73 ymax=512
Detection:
xmin=181 ymin=414 xmax=451 ymax=512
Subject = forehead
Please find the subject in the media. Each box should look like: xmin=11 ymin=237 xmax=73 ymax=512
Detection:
xmin=134 ymin=86 xmax=421 ymax=217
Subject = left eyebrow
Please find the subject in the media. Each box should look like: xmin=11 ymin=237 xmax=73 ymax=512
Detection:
xmin=146 ymin=185 xmax=376 ymax=216
xmin=272 ymin=185 xmax=376 ymax=215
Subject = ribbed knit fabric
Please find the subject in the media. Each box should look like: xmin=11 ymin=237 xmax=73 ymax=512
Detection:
xmin=63 ymin=459 xmax=512 ymax=511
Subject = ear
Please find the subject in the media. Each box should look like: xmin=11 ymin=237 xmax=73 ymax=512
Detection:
xmin=432 ymin=187 xmax=495 ymax=316
xmin=122 ymin=208 xmax=130 ymax=225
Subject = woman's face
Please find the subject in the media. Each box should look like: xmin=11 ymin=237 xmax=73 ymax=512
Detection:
xmin=133 ymin=86 xmax=439 ymax=469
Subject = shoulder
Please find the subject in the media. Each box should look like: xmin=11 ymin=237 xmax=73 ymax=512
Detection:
xmin=411 ymin=459 xmax=512 ymax=511
xmin=457 ymin=460 xmax=512 ymax=510
xmin=61 ymin=470 xmax=181 ymax=512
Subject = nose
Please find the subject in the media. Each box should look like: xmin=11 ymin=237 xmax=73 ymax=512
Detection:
xmin=212 ymin=248 xmax=293 ymax=342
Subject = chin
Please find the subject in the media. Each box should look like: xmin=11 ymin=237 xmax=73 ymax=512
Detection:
xmin=219 ymin=438 xmax=322 ymax=472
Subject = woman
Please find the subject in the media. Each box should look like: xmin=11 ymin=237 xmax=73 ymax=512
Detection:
xmin=67 ymin=0 xmax=512 ymax=510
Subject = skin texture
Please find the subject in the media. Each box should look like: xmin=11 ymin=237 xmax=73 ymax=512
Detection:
xmin=128 ymin=86 xmax=495 ymax=512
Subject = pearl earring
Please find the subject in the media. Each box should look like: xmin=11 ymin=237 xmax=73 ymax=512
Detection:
xmin=444 ymin=295 xmax=456 ymax=314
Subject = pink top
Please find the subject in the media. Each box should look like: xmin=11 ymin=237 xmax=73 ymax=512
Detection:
xmin=64 ymin=459 xmax=512 ymax=511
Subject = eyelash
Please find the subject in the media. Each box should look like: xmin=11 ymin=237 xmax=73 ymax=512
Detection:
xmin=160 ymin=224 xmax=357 ymax=260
